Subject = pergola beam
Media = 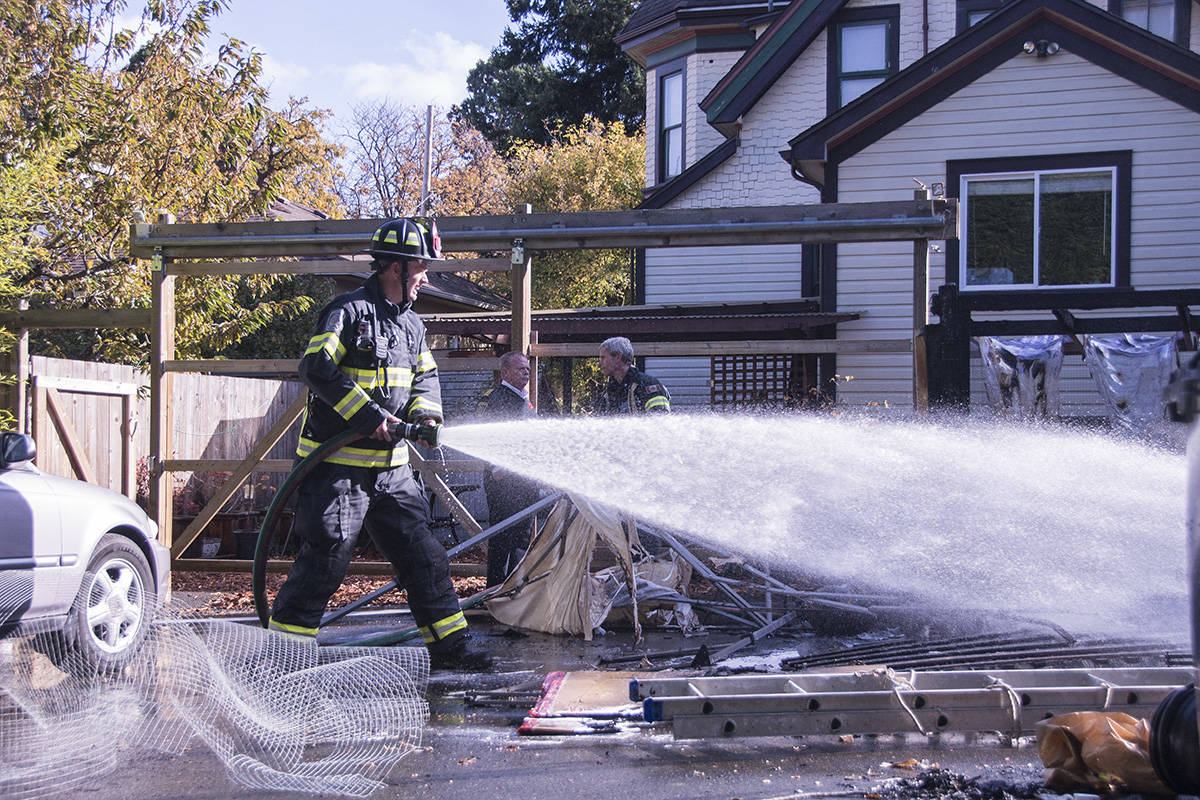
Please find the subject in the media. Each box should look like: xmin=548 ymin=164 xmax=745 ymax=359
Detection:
xmin=129 ymin=200 xmax=958 ymax=258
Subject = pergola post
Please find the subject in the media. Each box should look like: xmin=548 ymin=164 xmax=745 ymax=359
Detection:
xmin=511 ymin=204 xmax=533 ymax=406
xmin=913 ymin=187 xmax=931 ymax=413
xmin=149 ymin=213 xmax=177 ymax=551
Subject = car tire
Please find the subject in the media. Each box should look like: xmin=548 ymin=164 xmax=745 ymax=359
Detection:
xmin=56 ymin=533 xmax=155 ymax=675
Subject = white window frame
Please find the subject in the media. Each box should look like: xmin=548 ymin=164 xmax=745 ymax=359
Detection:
xmin=658 ymin=68 xmax=684 ymax=183
xmin=959 ymin=166 xmax=1118 ymax=291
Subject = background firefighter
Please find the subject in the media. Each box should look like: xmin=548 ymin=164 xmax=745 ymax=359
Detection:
xmin=269 ymin=217 xmax=492 ymax=670
xmin=594 ymin=336 xmax=672 ymax=415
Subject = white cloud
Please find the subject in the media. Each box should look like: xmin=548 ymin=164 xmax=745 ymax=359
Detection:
xmin=257 ymin=53 xmax=312 ymax=97
xmin=339 ymin=32 xmax=487 ymax=108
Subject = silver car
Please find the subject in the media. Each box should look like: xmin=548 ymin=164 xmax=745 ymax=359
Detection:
xmin=0 ymin=432 xmax=170 ymax=672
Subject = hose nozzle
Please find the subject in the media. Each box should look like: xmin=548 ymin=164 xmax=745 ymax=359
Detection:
xmin=389 ymin=420 xmax=441 ymax=447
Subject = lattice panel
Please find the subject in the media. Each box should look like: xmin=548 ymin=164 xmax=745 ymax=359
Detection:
xmin=710 ymin=354 xmax=796 ymax=409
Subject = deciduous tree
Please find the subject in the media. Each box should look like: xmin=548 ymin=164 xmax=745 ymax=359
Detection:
xmin=0 ymin=0 xmax=344 ymax=364
xmin=337 ymin=101 xmax=506 ymax=219
xmin=499 ymin=116 xmax=645 ymax=411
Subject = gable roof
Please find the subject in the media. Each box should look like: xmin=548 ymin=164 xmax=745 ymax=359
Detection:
xmin=617 ymin=0 xmax=775 ymax=65
xmin=700 ymin=0 xmax=850 ymax=136
xmin=782 ymin=0 xmax=1200 ymax=184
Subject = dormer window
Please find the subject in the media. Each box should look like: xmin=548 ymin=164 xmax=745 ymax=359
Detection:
xmin=957 ymin=0 xmax=1001 ymax=32
xmin=828 ymin=6 xmax=899 ymax=111
xmin=1109 ymin=0 xmax=1190 ymax=45
xmin=658 ymin=67 xmax=685 ymax=182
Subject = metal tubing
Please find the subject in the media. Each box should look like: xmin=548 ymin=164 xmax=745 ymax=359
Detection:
xmin=646 ymin=526 xmax=768 ymax=628
xmin=320 ymin=491 xmax=562 ymax=626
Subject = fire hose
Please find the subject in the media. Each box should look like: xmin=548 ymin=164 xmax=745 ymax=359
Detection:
xmin=251 ymin=420 xmax=452 ymax=632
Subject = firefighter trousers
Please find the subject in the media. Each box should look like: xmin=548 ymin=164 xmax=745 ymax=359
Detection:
xmin=270 ymin=460 xmax=467 ymax=646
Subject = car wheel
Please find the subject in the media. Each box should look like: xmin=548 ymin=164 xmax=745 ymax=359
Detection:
xmin=59 ymin=533 xmax=155 ymax=675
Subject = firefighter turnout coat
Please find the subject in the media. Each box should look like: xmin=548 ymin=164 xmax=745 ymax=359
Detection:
xmin=594 ymin=365 xmax=671 ymax=415
xmin=296 ymin=272 xmax=442 ymax=465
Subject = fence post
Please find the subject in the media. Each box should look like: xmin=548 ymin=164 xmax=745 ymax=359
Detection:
xmin=913 ymin=188 xmax=931 ymax=413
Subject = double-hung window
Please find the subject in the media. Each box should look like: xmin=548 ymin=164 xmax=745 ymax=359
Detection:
xmin=658 ymin=67 xmax=684 ymax=183
xmin=828 ymin=6 xmax=899 ymax=110
xmin=948 ymin=153 xmax=1130 ymax=290
xmin=1109 ymin=0 xmax=1190 ymax=45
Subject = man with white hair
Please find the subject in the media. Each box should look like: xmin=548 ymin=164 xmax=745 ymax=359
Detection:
xmin=594 ymin=336 xmax=671 ymax=415
xmin=476 ymin=351 xmax=539 ymax=585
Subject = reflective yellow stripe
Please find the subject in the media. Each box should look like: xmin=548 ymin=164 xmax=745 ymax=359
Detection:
xmin=334 ymin=386 xmax=370 ymax=418
xmin=430 ymin=611 xmax=467 ymax=641
xmin=268 ymin=619 xmax=318 ymax=637
xmin=340 ymin=365 xmax=412 ymax=386
xmin=644 ymin=396 xmax=670 ymax=411
xmin=304 ymin=331 xmax=345 ymax=361
xmin=418 ymin=625 xmax=435 ymax=644
xmin=296 ymin=436 xmax=409 ymax=467
xmin=416 ymin=350 xmax=437 ymax=373
xmin=408 ymin=397 xmax=442 ymax=415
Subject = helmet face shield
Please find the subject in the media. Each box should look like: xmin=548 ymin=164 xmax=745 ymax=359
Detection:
xmin=367 ymin=217 xmax=444 ymax=262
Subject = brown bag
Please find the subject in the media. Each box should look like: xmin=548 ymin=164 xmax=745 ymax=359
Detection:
xmin=1035 ymin=711 xmax=1170 ymax=795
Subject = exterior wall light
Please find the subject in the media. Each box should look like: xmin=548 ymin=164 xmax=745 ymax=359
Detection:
xmin=1022 ymin=39 xmax=1061 ymax=57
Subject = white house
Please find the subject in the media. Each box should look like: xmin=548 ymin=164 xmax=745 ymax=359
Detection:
xmin=617 ymin=0 xmax=1200 ymax=415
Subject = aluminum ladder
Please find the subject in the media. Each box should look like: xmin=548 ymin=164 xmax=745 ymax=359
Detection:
xmin=631 ymin=666 xmax=1194 ymax=740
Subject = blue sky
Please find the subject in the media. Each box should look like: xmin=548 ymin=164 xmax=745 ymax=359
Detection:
xmin=207 ymin=1 xmax=513 ymax=127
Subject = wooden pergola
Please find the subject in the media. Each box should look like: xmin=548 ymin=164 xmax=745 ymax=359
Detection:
xmin=106 ymin=197 xmax=956 ymax=561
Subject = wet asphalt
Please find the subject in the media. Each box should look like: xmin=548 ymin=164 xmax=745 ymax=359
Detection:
xmin=77 ymin=609 xmax=1058 ymax=800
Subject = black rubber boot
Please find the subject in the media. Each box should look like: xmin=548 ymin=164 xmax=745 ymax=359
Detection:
xmin=429 ymin=635 xmax=494 ymax=671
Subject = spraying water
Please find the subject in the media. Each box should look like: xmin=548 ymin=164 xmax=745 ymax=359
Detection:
xmin=441 ymin=412 xmax=1189 ymax=639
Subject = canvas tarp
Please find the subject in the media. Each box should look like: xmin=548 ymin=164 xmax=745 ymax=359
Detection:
xmin=486 ymin=494 xmax=643 ymax=642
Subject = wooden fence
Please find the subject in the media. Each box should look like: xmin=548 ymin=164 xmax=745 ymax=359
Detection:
xmin=24 ymin=356 xmax=304 ymax=503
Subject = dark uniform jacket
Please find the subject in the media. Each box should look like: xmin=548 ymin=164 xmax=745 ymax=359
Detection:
xmin=296 ymin=272 xmax=442 ymax=468
xmin=477 ymin=382 xmax=536 ymax=421
xmin=594 ymin=365 xmax=671 ymax=415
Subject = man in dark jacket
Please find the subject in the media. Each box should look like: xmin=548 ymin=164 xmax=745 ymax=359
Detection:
xmin=476 ymin=351 xmax=539 ymax=586
xmin=270 ymin=217 xmax=491 ymax=670
xmin=594 ymin=336 xmax=671 ymax=415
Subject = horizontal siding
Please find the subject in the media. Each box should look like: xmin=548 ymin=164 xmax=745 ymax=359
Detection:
xmin=644 ymin=243 xmax=807 ymax=304
xmin=834 ymin=51 xmax=1200 ymax=409
xmin=641 ymin=356 xmax=712 ymax=408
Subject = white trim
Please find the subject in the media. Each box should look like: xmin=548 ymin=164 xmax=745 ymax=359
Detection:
xmin=958 ymin=165 xmax=1117 ymax=290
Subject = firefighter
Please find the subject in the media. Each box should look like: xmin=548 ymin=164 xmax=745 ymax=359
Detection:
xmin=476 ymin=351 xmax=539 ymax=586
xmin=594 ymin=336 xmax=672 ymax=414
xmin=270 ymin=217 xmax=492 ymax=670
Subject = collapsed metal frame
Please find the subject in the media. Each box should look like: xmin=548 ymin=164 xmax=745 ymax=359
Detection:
xmin=126 ymin=198 xmax=958 ymax=564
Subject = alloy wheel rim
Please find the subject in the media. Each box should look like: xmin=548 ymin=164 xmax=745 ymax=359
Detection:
xmin=84 ymin=557 xmax=146 ymax=654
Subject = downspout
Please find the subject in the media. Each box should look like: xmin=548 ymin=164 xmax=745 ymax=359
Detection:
xmin=923 ymin=0 xmax=929 ymax=55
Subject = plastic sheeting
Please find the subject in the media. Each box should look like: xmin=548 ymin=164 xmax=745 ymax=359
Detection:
xmin=1083 ymin=333 xmax=1179 ymax=433
xmin=1036 ymin=711 xmax=1170 ymax=794
xmin=977 ymin=336 xmax=1067 ymax=418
